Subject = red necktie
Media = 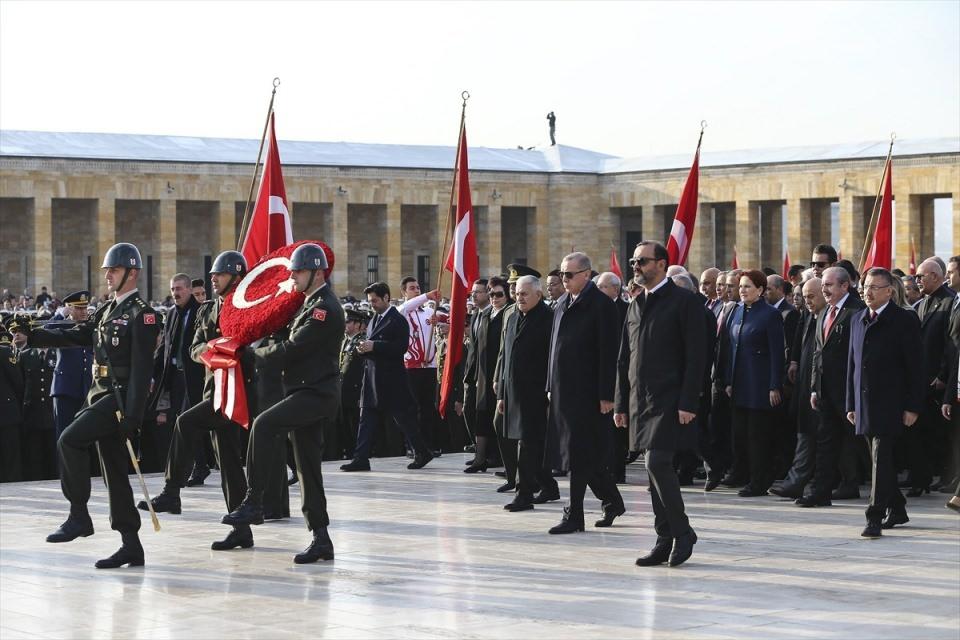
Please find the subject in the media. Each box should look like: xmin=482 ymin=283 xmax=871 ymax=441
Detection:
xmin=869 ymin=310 xmax=877 ymax=323
xmin=823 ymin=305 xmax=838 ymax=340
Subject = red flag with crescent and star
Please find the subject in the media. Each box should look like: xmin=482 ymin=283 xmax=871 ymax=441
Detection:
xmin=862 ymin=155 xmax=893 ymax=271
xmin=666 ymin=129 xmax=703 ymax=266
xmin=439 ymin=123 xmax=478 ymax=418
xmin=240 ymin=112 xmax=293 ymax=267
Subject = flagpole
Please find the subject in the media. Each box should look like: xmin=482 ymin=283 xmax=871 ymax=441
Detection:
xmin=236 ymin=77 xmax=280 ymax=251
xmin=857 ymin=133 xmax=895 ymax=274
xmin=435 ymin=91 xmax=469 ymax=297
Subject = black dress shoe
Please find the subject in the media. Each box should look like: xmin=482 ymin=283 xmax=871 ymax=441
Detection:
xmin=505 ymin=496 xmax=535 ymax=512
xmin=407 ymin=451 xmax=435 ymax=470
xmin=595 ymin=505 xmax=626 ymax=528
xmin=185 ymin=465 xmax=211 ymax=487
xmin=496 ymin=482 xmax=516 ymax=493
xmin=668 ymin=529 xmax=697 ymax=567
xmin=737 ymin=486 xmax=767 ymax=497
xmin=636 ymin=536 xmax=672 ymax=566
xmin=46 ymin=514 xmax=94 ymax=543
xmin=720 ymin=474 xmax=747 ymax=487
xmin=881 ymin=509 xmax=909 ymax=529
xmin=768 ymin=485 xmax=802 ymax=499
xmin=861 ymin=522 xmax=882 ymax=538
xmin=463 ymin=462 xmax=488 ymax=474
xmin=294 ymin=527 xmax=334 ymax=564
xmin=340 ymin=458 xmax=371 ymax=472
xmin=795 ymin=495 xmax=831 ymax=507
xmin=464 ymin=458 xmax=476 ymax=466
xmin=138 ymin=490 xmax=181 ymax=514
xmin=831 ymin=486 xmax=861 ymax=500
xmin=703 ymin=477 xmax=721 ymax=492
xmin=532 ymin=489 xmax=561 ymax=504
xmin=906 ymin=486 xmax=930 ymax=497
xmin=222 ymin=496 xmax=264 ymax=526
xmin=548 ymin=508 xmax=585 ymax=534
xmin=95 ymin=533 xmax=144 ymax=569
xmin=494 ymin=471 xmax=507 ymax=478
xmin=212 ymin=526 xmax=254 ymax=550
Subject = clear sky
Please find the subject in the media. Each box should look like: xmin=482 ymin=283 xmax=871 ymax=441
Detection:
xmin=1 ymin=0 xmax=957 ymax=158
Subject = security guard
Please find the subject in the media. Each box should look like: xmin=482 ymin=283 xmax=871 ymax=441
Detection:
xmin=335 ymin=307 xmax=369 ymax=460
xmin=139 ymin=250 xmax=256 ymax=551
xmin=0 ymin=327 xmax=25 ymax=482
xmin=48 ymin=292 xmax=94 ymax=440
xmin=223 ymin=243 xmax=344 ymax=564
xmin=27 ymin=242 xmax=160 ymax=569
xmin=11 ymin=315 xmax=58 ymax=480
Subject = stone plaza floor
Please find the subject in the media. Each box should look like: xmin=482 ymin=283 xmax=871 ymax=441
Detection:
xmin=1 ymin=454 xmax=958 ymax=639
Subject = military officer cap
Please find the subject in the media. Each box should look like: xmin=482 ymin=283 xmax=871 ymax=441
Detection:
xmin=7 ymin=314 xmax=30 ymax=335
xmin=506 ymin=263 xmax=542 ymax=283
xmin=289 ymin=243 xmax=329 ymax=271
xmin=62 ymin=290 xmax=91 ymax=308
xmin=210 ymin=250 xmax=247 ymax=275
xmin=0 ymin=331 xmax=10 ymax=345
xmin=345 ymin=308 xmax=370 ymax=325
xmin=102 ymin=242 xmax=143 ymax=269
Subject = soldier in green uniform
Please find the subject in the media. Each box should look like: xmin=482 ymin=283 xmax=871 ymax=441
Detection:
xmin=9 ymin=315 xmax=59 ymax=480
xmin=223 ymin=243 xmax=344 ymax=564
xmin=138 ymin=250 xmax=256 ymax=551
xmin=334 ymin=307 xmax=369 ymax=460
xmin=27 ymin=242 xmax=160 ymax=569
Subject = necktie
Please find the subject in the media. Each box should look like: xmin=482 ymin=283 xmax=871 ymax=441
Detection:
xmin=823 ymin=305 xmax=838 ymax=340
xmin=869 ymin=310 xmax=877 ymax=323
xmin=372 ymin=313 xmax=381 ymax=333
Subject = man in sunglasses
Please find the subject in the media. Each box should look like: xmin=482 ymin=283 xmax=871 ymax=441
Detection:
xmin=809 ymin=244 xmax=838 ymax=279
xmin=545 ymin=252 xmax=625 ymax=535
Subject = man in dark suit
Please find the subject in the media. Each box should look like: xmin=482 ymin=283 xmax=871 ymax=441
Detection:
xmin=616 ymin=242 xmax=706 ymax=567
xmin=771 ymin=277 xmax=825 ymax=499
xmin=545 ymin=252 xmax=625 ymax=534
xmin=497 ymin=275 xmax=558 ymax=511
xmin=938 ymin=256 xmax=960 ymax=492
xmin=800 ymin=266 xmax=866 ymax=507
xmin=341 ymin=281 xmax=434 ymax=472
xmin=700 ymin=268 xmax=723 ymax=319
xmin=846 ymin=268 xmax=924 ymax=537
xmin=149 ymin=273 xmax=206 ymax=485
xmin=767 ymin=274 xmax=801 ymax=478
xmin=597 ymin=271 xmax=629 ymax=483
xmin=715 ymin=269 xmax=743 ymax=487
xmin=459 ymin=279 xmax=489 ymax=458
xmin=910 ymin=259 xmax=955 ymax=495
xmin=225 ymin=244 xmax=344 ymax=564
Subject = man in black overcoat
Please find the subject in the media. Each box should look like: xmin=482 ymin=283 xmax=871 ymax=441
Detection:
xmin=497 ymin=275 xmax=559 ymax=511
xmin=545 ymin=252 xmax=625 ymax=534
xmin=615 ymin=242 xmax=706 ymax=567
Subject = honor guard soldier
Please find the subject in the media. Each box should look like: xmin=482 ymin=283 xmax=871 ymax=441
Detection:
xmin=223 ymin=243 xmax=344 ymax=564
xmin=336 ymin=307 xmax=370 ymax=460
xmin=48 ymin=292 xmax=94 ymax=440
xmin=139 ymin=250 xmax=257 ymax=551
xmin=0 ymin=327 xmax=25 ymax=482
xmin=10 ymin=315 xmax=59 ymax=480
xmin=27 ymin=242 xmax=160 ymax=569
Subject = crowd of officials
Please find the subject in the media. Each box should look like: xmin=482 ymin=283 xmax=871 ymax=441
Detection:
xmin=1 ymin=241 xmax=958 ymax=568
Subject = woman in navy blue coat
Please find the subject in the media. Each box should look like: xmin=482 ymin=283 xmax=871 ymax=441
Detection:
xmin=719 ymin=269 xmax=785 ymax=496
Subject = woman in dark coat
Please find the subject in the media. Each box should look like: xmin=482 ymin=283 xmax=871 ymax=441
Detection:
xmin=719 ymin=269 xmax=785 ymax=497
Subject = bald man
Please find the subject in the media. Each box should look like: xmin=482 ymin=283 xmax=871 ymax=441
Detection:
xmin=700 ymin=268 xmax=722 ymax=318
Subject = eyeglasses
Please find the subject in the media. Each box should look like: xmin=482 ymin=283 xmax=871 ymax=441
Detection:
xmin=488 ymin=290 xmax=506 ymax=298
xmin=628 ymin=257 xmax=657 ymax=268
xmin=560 ymin=269 xmax=589 ymax=280
xmin=809 ymin=261 xmax=828 ymax=268
xmin=469 ymin=290 xmax=485 ymax=296
xmin=864 ymin=284 xmax=891 ymax=292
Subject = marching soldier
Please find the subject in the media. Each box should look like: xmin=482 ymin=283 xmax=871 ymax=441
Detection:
xmin=10 ymin=315 xmax=59 ymax=480
xmin=138 ymin=250 xmax=256 ymax=551
xmin=335 ymin=307 xmax=369 ymax=460
xmin=27 ymin=242 xmax=160 ymax=569
xmin=223 ymin=243 xmax=344 ymax=564
xmin=48 ymin=292 xmax=94 ymax=440
xmin=0 ymin=327 xmax=25 ymax=482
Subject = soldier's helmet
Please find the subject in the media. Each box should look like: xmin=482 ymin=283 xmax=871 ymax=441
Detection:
xmin=289 ymin=243 xmax=328 ymax=272
xmin=101 ymin=243 xmax=143 ymax=270
xmin=210 ymin=251 xmax=247 ymax=276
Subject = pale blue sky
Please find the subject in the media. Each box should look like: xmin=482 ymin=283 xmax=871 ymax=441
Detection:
xmin=1 ymin=0 xmax=957 ymax=158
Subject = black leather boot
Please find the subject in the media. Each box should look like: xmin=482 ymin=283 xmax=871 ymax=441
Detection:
xmin=635 ymin=536 xmax=673 ymax=566
xmin=294 ymin=527 xmax=335 ymax=564
xmin=138 ymin=488 xmax=181 ymax=514
xmin=548 ymin=507 xmax=585 ymax=534
xmin=46 ymin=511 xmax=95 ymax=543
xmin=95 ymin=532 xmax=144 ymax=569
xmin=221 ymin=491 xmax=264 ymax=526
xmin=668 ymin=529 xmax=698 ymax=567
xmin=212 ymin=525 xmax=254 ymax=550
xmin=594 ymin=504 xmax=626 ymax=528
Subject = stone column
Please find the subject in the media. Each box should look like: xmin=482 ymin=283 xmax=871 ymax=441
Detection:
xmin=31 ymin=193 xmax=53 ymax=293
xmin=384 ymin=202 xmax=402 ymax=291
xmin=96 ymin=197 xmax=116 ymax=265
xmin=640 ymin=204 xmax=660 ymax=242
xmin=218 ymin=201 xmax=236 ymax=253
xmin=687 ymin=203 xmax=715 ymax=276
xmin=954 ymin=196 xmax=960 ymax=258
xmin=734 ymin=200 xmax=760 ymax=268
xmin=839 ymin=194 xmax=867 ymax=267
xmin=920 ymin=197 xmax=936 ymax=260
xmin=531 ymin=205 xmax=551 ymax=275
xmin=158 ymin=200 xmax=177 ymax=283
xmin=761 ymin=203 xmax=784 ymax=270
xmin=486 ymin=203 xmax=502 ymax=274
xmin=330 ymin=197 xmax=349 ymax=294
xmin=786 ymin=198 xmax=811 ymax=268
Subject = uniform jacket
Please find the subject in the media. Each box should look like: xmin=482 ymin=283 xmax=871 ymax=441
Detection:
xmin=190 ymin=297 xmax=257 ymax=410
xmin=790 ymin=309 xmax=820 ymax=434
xmin=615 ymin=278 xmax=707 ymax=451
xmin=0 ymin=344 xmax=24 ymax=427
xmin=846 ymin=304 xmax=925 ymax=436
xmin=359 ymin=305 xmax=416 ymax=411
xmin=497 ymin=300 xmax=551 ymax=441
xmin=30 ymin=291 xmax=159 ymax=425
xmin=20 ymin=347 xmax=57 ymax=430
xmin=46 ymin=320 xmax=93 ymax=400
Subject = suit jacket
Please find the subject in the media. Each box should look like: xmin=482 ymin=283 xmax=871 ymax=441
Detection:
xmin=149 ymin=296 xmax=204 ymax=411
xmin=706 ymin=297 xmax=724 ymax=319
xmin=474 ymin=305 xmax=507 ymax=413
xmin=846 ymin=304 xmax=925 ymax=436
xmin=919 ymin=285 xmax=953 ymax=385
xmin=497 ymin=300 xmax=551 ymax=441
xmin=720 ymin=299 xmax=785 ymax=411
xmin=615 ymin=278 xmax=707 ymax=452
xmin=546 ymin=280 xmax=620 ymax=471
xmin=790 ymin=309 xmax=820 ymax=433
xmin=775 ymin=299 xmax=800 ymax=370
xmin=0 ymin=344 xmax=24 ymax=427
xmin=937 ymin=294 xmax=960 ymax=384
xmin=812 ymin=293 xmax=866 ymax=416
xmin=359 ymin=305 xmax=416 ymax=411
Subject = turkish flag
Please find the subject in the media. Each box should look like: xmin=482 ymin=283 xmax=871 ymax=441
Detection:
xmin=731 ymin=246 xmax=739 ymax=270
xmin=609 ymin=247 xmax=623 ymax=281
xmin=240 ymin=112 xmax=293 ymax=266
xmin=666 ymin=139 xmax=701 ymax=266
xmin=439 ymin=124 xmax=479 ymax=418
xmin=908 ymin=236 xmax=917 ymax=275
xmin=782 ymin=250 xmax=791 ymax=280
xmin=862 ymin=157 xmax=893 ymax=271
